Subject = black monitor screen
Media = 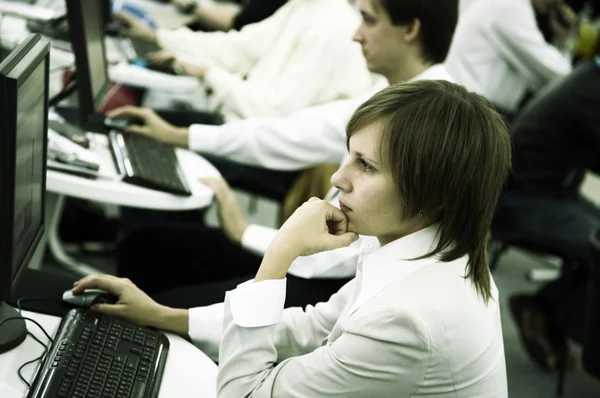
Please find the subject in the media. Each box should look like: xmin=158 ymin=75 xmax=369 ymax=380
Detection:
xmin=12 ymin=60 xmax=45 ymax=276
xmin=87 ymin=21 xmax=108 ymax=104
xmin=0 ymin=34 xmax=49 ymax=302
xmin=66 ymin=0 xmax=111 ymax=124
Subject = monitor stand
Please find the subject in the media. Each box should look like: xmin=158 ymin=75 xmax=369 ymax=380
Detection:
xmin=0 ymin=301 xmax=27 ymax=354
xmin=54 ymin=106 xmax=109 ymax=135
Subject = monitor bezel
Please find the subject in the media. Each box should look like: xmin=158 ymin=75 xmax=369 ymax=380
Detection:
xmin=66 ymin=0 xmax=111 ymax=125
xmin=0 ymin=34 xmax=50 ymax=302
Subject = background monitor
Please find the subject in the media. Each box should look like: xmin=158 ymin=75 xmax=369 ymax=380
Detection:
xmin=65 ymin=0 xmax=111 ymax=126
xmin=0 ymin=33 xmax=50 ymax=354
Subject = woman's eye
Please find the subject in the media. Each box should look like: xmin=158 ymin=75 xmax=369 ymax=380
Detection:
xmin=360 ymin=159 xmax=375 ymax=173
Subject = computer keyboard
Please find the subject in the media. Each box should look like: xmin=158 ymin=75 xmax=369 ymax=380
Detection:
xmin=28 ymin=309 xmax=169 ymax=398
xmin=109 ymin=130 xmax=192 ymax=196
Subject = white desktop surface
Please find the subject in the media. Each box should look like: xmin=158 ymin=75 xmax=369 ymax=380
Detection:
xmin=46 ymin=133 xmax=218 ymax=211
xmin=0 ymin=310 xmax=218 ymax=397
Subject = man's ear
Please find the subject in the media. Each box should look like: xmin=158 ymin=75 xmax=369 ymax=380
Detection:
xmin=403 ymin=18 xmax=421 ymax=43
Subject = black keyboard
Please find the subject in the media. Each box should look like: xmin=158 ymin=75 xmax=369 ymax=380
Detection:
xmin=109 ymin=131 xmax=192 ymax=196
xmin=28 ymin=309 xmax=169 ymax=398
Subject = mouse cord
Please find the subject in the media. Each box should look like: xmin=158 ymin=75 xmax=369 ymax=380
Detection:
xmin=0 ymin=297 xmax=63 ymax=388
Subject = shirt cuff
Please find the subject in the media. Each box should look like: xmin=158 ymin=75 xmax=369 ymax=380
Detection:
xmin=228 ymin=279 xmax=286 ymax=328
xmin=241 ymin=224 xmax=278 ymax=255
xmin=188 ymin=303 xmax=226 ymax=361
xmin=188 ymin=123 xmax=223 ymax=152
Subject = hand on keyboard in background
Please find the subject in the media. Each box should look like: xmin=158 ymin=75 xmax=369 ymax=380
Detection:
xmin=106 ymin=106 xmax=190 ymax=147
xmin=113 ymin=11 xmax=158 ymax=44
xmin=200 ymin=178 xmax=249 ymax=244
xmin=72 ymin=275 xmax=167 ymax=328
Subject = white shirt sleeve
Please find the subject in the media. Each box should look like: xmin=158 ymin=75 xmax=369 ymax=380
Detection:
xmin=492 ymin=3 xmax=572 ymax=91
xmin=156 ymin=28 xmax=256 ymax=73
xmin=229 ymin=279 xmax=287 ymax=327
xmin=188 ymin=98 xmax=361 ymax=171
xmin=203 ymin=29 xmax=356 ymax=119
xmin=217 ymin=281 xmax=431 ymax=397
xmin=240 ymin=224 xmax=278 ymax=255
xmin=287 ymin=237 xmax=363 ymax=279
xmin=188 ymin=278 xmax=356 ymax=362
xmin=188 ymin=303 xmax=226 ymax=361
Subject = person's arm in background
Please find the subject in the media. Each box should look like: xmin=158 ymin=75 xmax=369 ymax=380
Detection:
xmin=117 ymin=1 xmax=288 ymax=73
xmin=155 ymin=13 xmax=277 ymax=72
xmin=200 ymin=29 xmax=366 ymax=118
xmin=492 ymin=2 xmax=574 ymax=92
xmin=188 ymin=99 xmax=359 ymax=170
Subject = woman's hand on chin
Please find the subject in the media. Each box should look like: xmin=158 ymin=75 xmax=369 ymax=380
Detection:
xmin=255 ymin=198 xmax=359 ymax=282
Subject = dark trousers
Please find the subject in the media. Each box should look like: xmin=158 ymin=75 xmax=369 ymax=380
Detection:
xmin=497 ymin=190 xmax=600 ymax=341
xmin=118 ymin=225 xmax=351 ymax=309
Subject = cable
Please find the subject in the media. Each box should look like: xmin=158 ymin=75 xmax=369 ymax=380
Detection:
xmin=48 ymin=71 xmax=78 ymax=108
xmin=0 ymin=317 xmax=54 ymax=344
xmin=8 ymin=297 xmax=65 ymax=388
xmin=18 ymin=333 xmax=48 ymax=389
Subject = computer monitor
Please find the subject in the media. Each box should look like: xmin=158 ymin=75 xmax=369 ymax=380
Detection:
xmin=0 ymin=34 xmax=50 ymax=354
xmin=65 ymin=0 xmax=111 ymax=126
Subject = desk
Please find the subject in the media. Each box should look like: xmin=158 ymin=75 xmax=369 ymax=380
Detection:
xmin=0 ymin=310 xmax=218 ymax=397
xmin=45 ymin=133 xmax=219 ymax=276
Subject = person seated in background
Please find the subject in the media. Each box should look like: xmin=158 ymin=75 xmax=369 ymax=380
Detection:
xmin=73 ymin=80 xmax=512 ymax=396
xmin=170 ymin=0 xmax=287 ymax=32
xmin=115 ymin=0 xmax=373 ymax=120
xmin=495 ymin=56 xmax=600 ymax=371
xmin=110 ymin=0 xmax=459 ymax=313
xmin=108 ymin=0 xmax=457 ymax=194
xmin=445 ymin=0 xmax=577 ymax=118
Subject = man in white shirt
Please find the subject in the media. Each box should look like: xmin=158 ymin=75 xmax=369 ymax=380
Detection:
xmin=115 ymin=0 xmax=373 ymax=121
xmin=445 ymin=0 xmax=577 ymax=116
xmin=110 ymin=0 xmax=459 ymax=357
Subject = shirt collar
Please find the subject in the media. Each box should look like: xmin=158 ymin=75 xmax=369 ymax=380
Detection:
xmin=409 ymin=64 xmax=455 ymax=83
xmin=349 ymin=224 xmax=443 ymax=315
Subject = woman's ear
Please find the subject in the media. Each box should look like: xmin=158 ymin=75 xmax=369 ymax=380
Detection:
xmin=403 ymin=18 xmax=421 ymax=43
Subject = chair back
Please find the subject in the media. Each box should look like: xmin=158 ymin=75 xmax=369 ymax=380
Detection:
xmin=582 ymin=227 xmax=600 ymax=379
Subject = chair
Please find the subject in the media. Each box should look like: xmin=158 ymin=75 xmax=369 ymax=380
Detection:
xmin=582 ymin=227 xmax=600 ymax=382
xmin=489 ymin=227 xmax=589 ymax=396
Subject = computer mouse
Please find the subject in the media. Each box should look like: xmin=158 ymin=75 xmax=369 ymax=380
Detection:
xmin=62 ymin=289 xmax=118 ymax=307
xmin=104 ymin=116 xmax=143 ymax=131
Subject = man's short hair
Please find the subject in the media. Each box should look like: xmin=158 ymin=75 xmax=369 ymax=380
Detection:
xmin=380 ymin=0 xmax=459 ymax=63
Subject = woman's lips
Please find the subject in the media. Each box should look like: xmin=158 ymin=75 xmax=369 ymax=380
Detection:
xmin=339 ymin=201 xmax=352 ymax=212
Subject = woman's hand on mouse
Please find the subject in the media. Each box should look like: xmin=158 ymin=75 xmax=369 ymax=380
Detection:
xmin=106 ymin=106 xmax=189 ymax=147
xmin=255 ymin=198 xmax=359 ymax=282
xmin=72 ymin=275 xmax=167 ymax=328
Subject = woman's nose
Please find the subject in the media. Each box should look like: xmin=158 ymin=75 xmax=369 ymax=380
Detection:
xmin=331 ymin=165 xmax=350 ymax=193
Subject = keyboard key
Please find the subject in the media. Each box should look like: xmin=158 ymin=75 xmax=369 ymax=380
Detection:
xmin=131 ymin=380 xmax=146 ymax=398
